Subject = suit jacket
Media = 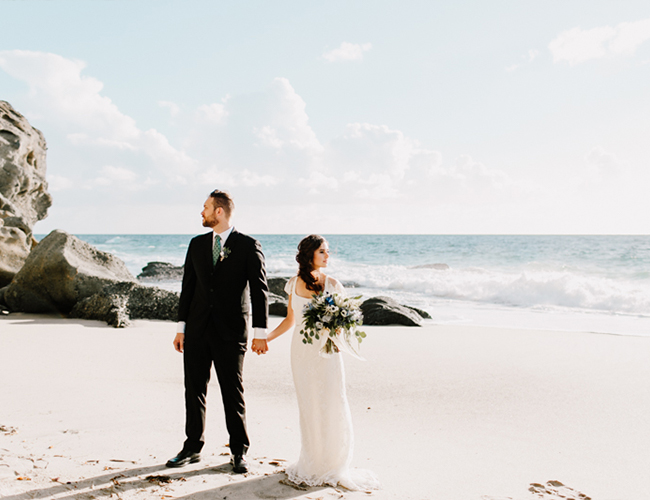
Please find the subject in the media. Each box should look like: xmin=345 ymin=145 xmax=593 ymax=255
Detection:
xmin=178 ymin=229 xmax=269 ymax=345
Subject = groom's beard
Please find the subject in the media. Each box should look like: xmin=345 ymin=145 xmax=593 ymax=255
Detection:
xmin=202 ymin=215 xmax=218 ymax=228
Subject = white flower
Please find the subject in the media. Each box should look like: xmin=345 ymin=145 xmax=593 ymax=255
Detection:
xmin=322 ymin=314 xmax=332 ymax=323
xmin=315 ymin=321 xmax=324 ymax=330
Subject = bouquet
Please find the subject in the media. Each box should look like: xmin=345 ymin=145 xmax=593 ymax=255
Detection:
xmin=299 ymin=291 xmax=367 ymax=359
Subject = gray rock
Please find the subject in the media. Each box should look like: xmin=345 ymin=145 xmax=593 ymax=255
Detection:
xmin=70 ymin=282 xmax=179 ymax=328
xmin=268 ymin=292 xmax=288 ymax=317
xmin=0 ymin=285 xmax=9 ymax=314
xmin=4 ymin=230 xmax=135 ymax=314
xmin=0 ymin=101 xmax=52 ymax=286
xmin=360 ymin=296 xmax=422 ymax=326
xmin=70 ymin=288 xmax=130 ymax=328
xmin=126 ymin=283 xmax=179 ymax=321
xmin=0 ymin=219 xmax=30 ymax=287
xmin=268 ymin=276 xmax=289 ymax=299
xmin=138 ymin=261 xmax=184 ymax=281
xmin=405 ymin=305 xmax=432 ymax=319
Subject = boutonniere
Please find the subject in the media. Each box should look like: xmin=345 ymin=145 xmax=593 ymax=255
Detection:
xmin=219 ymin=247 xmax=232 ymax=262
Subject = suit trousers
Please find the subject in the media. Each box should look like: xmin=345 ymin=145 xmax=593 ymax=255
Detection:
xmin=183 ymin=331 xmax=249 ymax=456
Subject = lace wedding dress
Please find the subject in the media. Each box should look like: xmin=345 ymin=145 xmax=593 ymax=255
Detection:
xmin=284 ymin=276 xmax=379 ymax=490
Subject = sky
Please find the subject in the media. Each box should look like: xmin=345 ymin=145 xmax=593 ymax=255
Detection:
xmin=1 ymin=0 xmax=649 ymax=235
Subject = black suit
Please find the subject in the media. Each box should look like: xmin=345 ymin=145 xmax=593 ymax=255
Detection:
xmin=178 ymin=228 xmax=268 ymax=455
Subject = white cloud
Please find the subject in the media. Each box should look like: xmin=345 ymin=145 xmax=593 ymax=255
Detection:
xmin=67 ymin=133 xmax=137 ymax=150
xmin=298 ymin=171 xmax=339 ymax=194
xmin=239 ymin=169 xmax=278 ymax=187
xmin=197 ymin=102 xmax=227 ymax=124
xmin=0 ymin=50 xmax=140 ymax=139
xmin=1 ymin=51 xmax=525 ymax=232
xmin=46 ymin=174 xmax=73 ymax=192
xmin=0 ymin=50 xmax=196 ymax=183
xmin=319 ymin=123 xmax=516 ymax=204
xmin=549 ymin=18 xmax=650 ymax=65
xmin=449 ymin=155 xmax=510 ymax=189
xmin=323 ymin=42 xmax=372 ymax=62
xmin=253 ymin=125 xmax=284 ymax=149
xmin=100 ymin=165 xmax=138 ymax=182
xmin=329 ymin=123 xmax=443 ymax=191
xmin=158 ymin=100 xmax=180 ymax=117
xmin=86 ymin=165 xmax=143 ymax=190
xmin=261 ymin=77 xmax=323 ymax=152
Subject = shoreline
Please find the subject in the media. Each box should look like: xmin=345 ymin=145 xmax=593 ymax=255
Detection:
xmin=1 ymin=315 xmax=649 ymax=499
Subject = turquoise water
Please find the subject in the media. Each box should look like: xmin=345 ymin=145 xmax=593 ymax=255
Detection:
xmin=38 ymin=234 xmax=650 ymax=336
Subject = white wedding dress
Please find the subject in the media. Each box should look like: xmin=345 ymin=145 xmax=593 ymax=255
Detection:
xmin=284 ymin=276 xmax=379 ymax=491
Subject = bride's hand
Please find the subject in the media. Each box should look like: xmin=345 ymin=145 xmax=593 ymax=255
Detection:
xmin=252 ymin=338 xmax=268 ymax=355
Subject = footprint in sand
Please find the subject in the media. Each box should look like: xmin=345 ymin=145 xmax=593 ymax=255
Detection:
xmin=528 ymin=480 xmax=592 ymax=500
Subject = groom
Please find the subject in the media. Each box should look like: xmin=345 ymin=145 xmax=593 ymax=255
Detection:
xmin=167 ymin=189 xmax=269 ymax=473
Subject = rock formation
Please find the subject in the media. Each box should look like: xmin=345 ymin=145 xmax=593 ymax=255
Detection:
xmin=4 ymin=230 xmax=135 ymax=314
xmin=360 ymin=296 xmax=425 ymax=326
xmin=70 ymin=282 xmax=180 ymax=328
xmin=137 ymin=261 xmax=184 ymax=281
xmin=0 ymin=101 xmax=52 ymax=286
xmin=268 ymin=293 xmax=289 ymax=316
xmin=268 ymin=276 xmax=289 ymax=299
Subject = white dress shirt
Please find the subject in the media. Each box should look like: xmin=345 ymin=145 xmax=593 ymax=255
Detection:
xmin=176 ymin=225 xmax=268 ymax=340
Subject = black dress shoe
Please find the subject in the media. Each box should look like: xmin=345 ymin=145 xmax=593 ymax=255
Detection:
xmin=166 ymin=450 xmax=200 ymax=468
xmin=231 ymin=454 xmax=248 ymax=474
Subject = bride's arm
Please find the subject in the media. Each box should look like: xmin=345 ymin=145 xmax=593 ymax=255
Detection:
xmin=267 ymin=295 xmax=295 ymax=342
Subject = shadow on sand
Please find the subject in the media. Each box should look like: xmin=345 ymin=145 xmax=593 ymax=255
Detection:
xmin=2 ymin=461 xmax=327 ymax=500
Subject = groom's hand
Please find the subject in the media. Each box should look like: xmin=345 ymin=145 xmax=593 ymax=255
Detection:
xmin=173 ymin=332 xmax=184 ymax=353
xmin=251 ymin=339 xmax=268 ymax=355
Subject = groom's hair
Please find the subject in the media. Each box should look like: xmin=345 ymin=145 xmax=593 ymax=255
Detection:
xmin=209 ymin=189 xmax=235 ymax=218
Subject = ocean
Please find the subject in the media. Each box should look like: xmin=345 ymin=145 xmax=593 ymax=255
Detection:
xmin=42 ymin=234 xmax=650 ymax=336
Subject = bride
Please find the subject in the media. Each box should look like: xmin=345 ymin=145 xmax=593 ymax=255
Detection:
xmin=267 ymin=235 xmax=379 ymax=490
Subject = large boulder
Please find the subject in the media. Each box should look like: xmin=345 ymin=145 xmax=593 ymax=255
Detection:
xmin=268 ymin=292 xmax=288 ymax=317
xmin=0 ymin=101 xmax=52 ymax=286
xmin=0 ymin=285 xmax=8 ymax=315
xmin=137 ymin=261 xmax=184 ymax=281
xmin=268 ymin=276 xmax=289 ymax=299
xmin=70 ymin=282 xmax=179 ymax=328
xmin=360 ymin=296 xmax=425 ymax=326
xmin=267 ymin=277 xmax=290 ymax=316
xmin=4 ymin=230 xmax=135 ymax=314
xmin=405 ymin=305 xmax=432 ymax=319
xmin=0 ymin=218 xmax=30 ymax=286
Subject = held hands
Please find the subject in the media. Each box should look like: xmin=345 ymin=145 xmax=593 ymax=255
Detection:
xmin=251 ymin=338 xmax=268 ymax=355
xmin=175 ymin=333 xmax=267 ymax=355
xmin=173 ymin=332 xmax=184 ymax=353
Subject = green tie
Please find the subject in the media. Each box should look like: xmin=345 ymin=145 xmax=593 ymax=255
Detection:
xmin=213 ymin=234 xmax=221 ymax=266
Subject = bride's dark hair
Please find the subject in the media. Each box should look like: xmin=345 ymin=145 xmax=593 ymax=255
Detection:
xmin=296 ymin=234 xmax=326 ymax=292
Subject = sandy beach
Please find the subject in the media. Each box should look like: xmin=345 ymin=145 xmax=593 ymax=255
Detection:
xmin=1 ymin=314 xmax=649 ymax=500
